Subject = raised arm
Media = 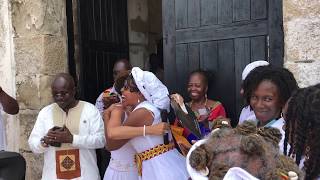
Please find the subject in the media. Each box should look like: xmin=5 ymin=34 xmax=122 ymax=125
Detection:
xmin=0 ymin=86 xmax=19 ymax=115
xmin=104 ymin=106 xmax=168 ymax=151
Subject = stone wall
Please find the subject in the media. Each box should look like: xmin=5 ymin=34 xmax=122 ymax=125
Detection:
xmin=11 ymin=0 xmax=68 ymax=179
xmin=128 ymin=0 xmax=162 ymax=70
xmin=283 ymin=0 xmax=320 ymax=87
xmin=128 ymin=0 xmax=149 ymax=68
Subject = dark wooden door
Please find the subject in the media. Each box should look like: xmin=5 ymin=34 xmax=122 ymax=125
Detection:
xmin=163 ymin=0 xmax=283 ymax=125
xmin=78 ymin=0 xmax=129 ymax=103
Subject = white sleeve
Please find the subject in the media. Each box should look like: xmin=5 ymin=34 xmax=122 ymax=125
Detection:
xmin=95 ymin=93 xmax=104 ymax=116
xmin=72 ymin=105 xmax=105 ymax=149
xmin=28 ymin=109 xmax=49 ymax=154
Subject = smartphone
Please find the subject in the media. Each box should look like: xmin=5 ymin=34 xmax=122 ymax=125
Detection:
xmin=52 ymin=126 xmax=63 ymax=131
xmin=50 ymin=126 xmax=63 ymax=147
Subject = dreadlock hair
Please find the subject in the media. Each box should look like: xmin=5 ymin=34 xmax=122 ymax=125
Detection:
xmin=243 ymin=65 xmax=298 ymax=108
xmin=189 ymin=121 xmax=303 ymax=179
xmin=284 ymin=84 xmax=320 ymax=179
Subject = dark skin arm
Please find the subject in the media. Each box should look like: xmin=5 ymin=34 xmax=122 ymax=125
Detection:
xmin=0 ymin=86 xmax=19 ymax=115
xmin=105 ymin=107 xmax=154 ymax=151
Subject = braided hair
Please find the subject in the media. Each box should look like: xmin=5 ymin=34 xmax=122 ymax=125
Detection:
xmin=189 ymin=121 xmax=303 ymax=179
xmin=243 ymin=66 xmax=298 ymax=107
xmin=284 ymin=84 xmax=320 ymax=179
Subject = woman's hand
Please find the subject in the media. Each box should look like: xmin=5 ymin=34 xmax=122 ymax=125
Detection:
xmin=103 ymin=103 xmax=123 ymax=123
xmin=170 ymin=93 xmax=184 ymax=106
xmin=146 ymin=122 xmax=170 ymax=135
xmin=102 ymin=95 xmax=120 ymax=109
xmin=171 ymin=93 xmax=189 ymax=114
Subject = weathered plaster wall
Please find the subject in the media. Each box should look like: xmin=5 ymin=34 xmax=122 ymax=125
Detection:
xmin=128 ymin=0 xmax=149 ymax=69
xmin=128 ymin=0 xmax=162 ymax=69
xmin=147 ymin=0 xmax=162 ymax=54
xmin=10 ymin=0 xmax=68 ymax=179
xmin=283 ymin=0 xmax=320 ymax=87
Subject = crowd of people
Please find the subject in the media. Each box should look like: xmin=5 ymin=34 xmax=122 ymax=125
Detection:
xmin=0 ymin=57 xmax=319 ymax=180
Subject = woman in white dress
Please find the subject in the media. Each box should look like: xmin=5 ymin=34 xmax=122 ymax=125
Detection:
xmin=105 ymin=67 xmax=189 ymax=180
xmin=103 ymin=72 xmax=171 ymax=180
xmin=104 ymin=108 xmax=169 ymax=180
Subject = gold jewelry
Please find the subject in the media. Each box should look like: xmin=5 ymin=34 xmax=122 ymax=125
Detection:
xmin=190 ymin=96 xmax=208 ymax=107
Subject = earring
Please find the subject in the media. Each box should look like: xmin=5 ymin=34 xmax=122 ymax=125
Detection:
xmin=137 ymin=99 xmax=140 ymax=103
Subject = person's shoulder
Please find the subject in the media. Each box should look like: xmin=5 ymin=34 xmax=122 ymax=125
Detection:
xmin=135 ymin=101 xmax=159 ymax=116
xmin=271 ymin=118 xmax=285 ymax=129
xmin=37 ymin=103 xmax=55 ymax=117
xmin=207 ymin=99 xmax=223 ymax=109
xmin=137 ymin=101 xmax=158 ymax=111
xmin=40 ymin=103 xmax=55 ymax=111
xmin=80 ymin=101 xmax=97 ymax=110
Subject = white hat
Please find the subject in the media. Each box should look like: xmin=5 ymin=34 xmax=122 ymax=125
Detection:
xmin=242 ymin=60 xmax=269 ymax=80
xmin=131 ymin=67 xmax=170 ymax=112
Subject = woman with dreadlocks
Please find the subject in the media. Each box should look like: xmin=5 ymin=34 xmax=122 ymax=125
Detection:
xmin=242 ymin=65 xmax=298 ymax=153
xmin=283 ymin=84 xmax=320 ymax=179
xmin=187 ymin=121 xmax=303 ymax=179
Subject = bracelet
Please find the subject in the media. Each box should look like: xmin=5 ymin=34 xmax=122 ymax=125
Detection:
xmin=143 ymin=125 xmax=146 ymax=137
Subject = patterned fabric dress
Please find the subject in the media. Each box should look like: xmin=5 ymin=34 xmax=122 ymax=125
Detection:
xmin=173 ymin=101 xmax=226 ymax=144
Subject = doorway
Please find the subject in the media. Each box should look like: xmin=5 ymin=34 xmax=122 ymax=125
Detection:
xmin=162 ymin=0 xmax=284 ymax=125
xmin=77 ymin=0 xmax=129 ymax=103
xmin=67 ymin=0 xmax=283 ymax=125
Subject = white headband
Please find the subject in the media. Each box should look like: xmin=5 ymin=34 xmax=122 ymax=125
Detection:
xmin=242 ymin=60 xmax=269 ymax=80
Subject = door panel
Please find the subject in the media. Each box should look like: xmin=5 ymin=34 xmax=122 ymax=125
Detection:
xmin=218 ymin=0 xmax=233 ymax=24
xmin=163 ymin=0 xmax=283 ymax=125
xmin=201 ymin=0 xmax=218 ymax=26
xmin=79 ymin=0 xmax=129 ymax=103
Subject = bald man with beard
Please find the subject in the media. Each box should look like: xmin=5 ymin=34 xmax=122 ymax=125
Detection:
xmin=28 ymin=73 xmax=105 ymax=180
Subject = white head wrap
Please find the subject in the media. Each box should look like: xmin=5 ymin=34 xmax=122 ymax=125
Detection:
xmin=242 ymin=60 xmax=269 ymax=80
xmin=131 ymin=67 xmax=170 ymax=112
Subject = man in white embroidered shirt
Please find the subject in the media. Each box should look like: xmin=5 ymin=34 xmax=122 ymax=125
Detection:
xmin=28 ymin=73 xmax=105 ymax=180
